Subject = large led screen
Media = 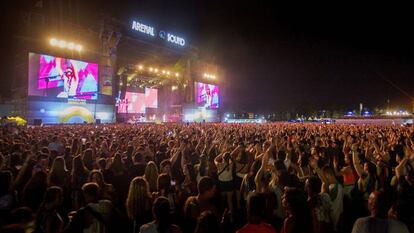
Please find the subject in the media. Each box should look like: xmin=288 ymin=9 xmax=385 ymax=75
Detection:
xmin=28 ymin=53 xmax=98 ymax=100
xmin=145 ymin=88 xmax=158 ymax=108
xmin=117 ymin=88 xmax=158 ymax=114
xmin=196 ymin=82 xmax=219 ymax=109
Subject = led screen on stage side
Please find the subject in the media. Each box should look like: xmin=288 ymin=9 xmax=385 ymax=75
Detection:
xmin=145 ymin=88 xmax=158 ymax=108
xmin=117 ymin=88 xmax=158 ymax=114
xmin=196 ymin=82 xmax=219 ymax=109
xmin=28 ymin=53 xmax=98 ymax=100
xmin=118 ymin=92 xmax=146 ymax=114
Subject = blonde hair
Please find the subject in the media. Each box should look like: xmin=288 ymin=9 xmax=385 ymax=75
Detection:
xmin=88 ymin=170 xmax=106 ymax=188
xmin=144 ymin=161 xmax=159 ymax=193
xmin=126 ymin=176 xmax=152 ymax=219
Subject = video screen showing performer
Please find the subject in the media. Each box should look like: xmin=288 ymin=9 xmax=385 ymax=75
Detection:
xmin=196 ymin=82 xmax=219 ymax=109
xmin=29 ymin=53 xmax=98 ymax=100
xmin=117 ymin=89 xmax=158 ymax=114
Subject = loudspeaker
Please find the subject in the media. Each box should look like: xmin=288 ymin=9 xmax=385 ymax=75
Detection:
xmin=34 ymin=119 xmax=42 ymax=125
xmin=96 ymin=119 xmax=101 ymax=124
xmin=120 ymin=74 xmax=127 ymax=99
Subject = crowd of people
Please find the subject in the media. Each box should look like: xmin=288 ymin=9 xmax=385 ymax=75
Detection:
xmin=0 ymin=122 xmax=413 ymax=233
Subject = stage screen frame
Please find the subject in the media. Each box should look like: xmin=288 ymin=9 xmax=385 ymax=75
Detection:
xmin=28 ymin=52 xmax=99 ymax=100
xmin=117 ymin=88 xmax=158 ymax=114
xmin=195 ymin=82 xmax=220 ymax=109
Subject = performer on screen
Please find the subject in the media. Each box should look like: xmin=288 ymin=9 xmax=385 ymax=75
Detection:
xmin=200 ymin=84 xmax=212 ymax=108
xmin=55 ymin=58 xmax=80 ymax=98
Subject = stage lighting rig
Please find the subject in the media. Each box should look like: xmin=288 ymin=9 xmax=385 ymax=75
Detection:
xmin=49 ymin=38 xmax=82 ymax=51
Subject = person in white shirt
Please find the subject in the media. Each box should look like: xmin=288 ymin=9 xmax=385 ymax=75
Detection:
xmin=351 ymin=191 xmax=409 ymax=233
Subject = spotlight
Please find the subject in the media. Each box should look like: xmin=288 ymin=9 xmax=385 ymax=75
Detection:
xmin=49 ymin=38 xmax=83 ymax=51
xmin=50 ymin=38 xmax=58 ymax=46
xmin=149 ymin=67 xmax=153 ymax=72
xmin=138 ymin=65 xmax=143 ymax=70
xmin=175 ymin=73 xmax=179 ymax=77
xmin=58 ymin=40 xmax=67 ymax=48
xmin=67 ymin=42 xmax=75 ymax=50
xmin=166 ymin=71 xmax=170 ymax=75
xmin=162 ymin=70 xmax=166 ymax=74
xmin=154 ymin=68 xmax=158 ymax=73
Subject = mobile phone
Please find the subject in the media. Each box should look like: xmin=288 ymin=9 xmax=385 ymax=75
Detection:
xmin=81 ymin=138 xmax=87 ymax=144
xmin=170 ymin=180 xmax=176 ymax=186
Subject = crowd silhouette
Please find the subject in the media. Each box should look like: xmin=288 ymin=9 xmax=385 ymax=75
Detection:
xmin=0 ymin=123 xmax=413 ymax=233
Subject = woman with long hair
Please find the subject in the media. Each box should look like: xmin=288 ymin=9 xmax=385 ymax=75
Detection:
xmin=111 ymin=152 xmax=125 ymax=176
xmin=195 ymin=154 xmax=209 ymax=183
xmin=21 ymin=170 xmax=48 ymax=211
xmin=353 ymin=153 xmax=379 ymax=200
xmin=281 ymin=187 xmax=313 ymax=233
xmin=0 ymin=170 xmax=15 ymax=226
xmin=352 ymin=144 xmax=379 ymax=200
xmin=305 ymin=176 xmax=334 ymax=233
xmin=70 ymin=155 xmax=89 ymax=210
xmin=63 ymin=146 xmax=72 ymax=171
xmin=153 ymin=173 xmax=177 ymax=216
xmin=126 ymin=177 xmax=153 ymax=232
xmin=240 ymin=160 xmax=261 ymax=202
xmin=181 ymin=163 xmax=197 ymax=196
xmin=338 ymin=153 xmax=357 ymax=197
xmin=70 ymin=138 xmax=79 ymax=157
xmin=35 ymin=186 xmax=64 ymax=233
xmin=233 ymin=147 xmax=250 ymax=210
xmin=88 ymin=169 xmax=115 ymax=202
xmin=144 ymin=162 xmax=159 ymax=193
xmin=290 ymin=151 xmax=312 ymax=181
xmin=139 ymin=197 xmax=182 ymax=233
xmin=108 ymin=152 xmax=129 ymax=208
xmin=255 ymin=149 xmax=280 ymax=225
xmin=82 ymin=148 xmax=95 ymax=171
xmin=47 ymin=157 xmax=68 ymax=188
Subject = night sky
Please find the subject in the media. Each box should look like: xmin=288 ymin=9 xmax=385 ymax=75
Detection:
xmin=1 ymin=1 xmax=414 ymax=113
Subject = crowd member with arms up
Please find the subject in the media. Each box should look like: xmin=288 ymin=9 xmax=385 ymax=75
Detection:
xmin=351 ymin=191 xmax=409 ymax=233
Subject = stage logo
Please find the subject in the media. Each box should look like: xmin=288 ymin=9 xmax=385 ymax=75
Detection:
xmin=132 ymin=21 xmax=155 ymax=37
xmin=167 ymin=33 xmax=185 ymax=46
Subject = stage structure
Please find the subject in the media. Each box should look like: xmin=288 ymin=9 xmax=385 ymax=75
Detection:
xmin=11 ymin=4 xmax=221 ymax=124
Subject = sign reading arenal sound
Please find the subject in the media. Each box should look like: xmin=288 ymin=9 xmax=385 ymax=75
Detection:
xmin=131 ymin=21 xmax=155 ymax=37
xmin=131 ymin=20 xmax=186 ymax=47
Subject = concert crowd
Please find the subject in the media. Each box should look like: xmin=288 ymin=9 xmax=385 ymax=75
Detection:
xmin=0 ymin=123 xmax=413 ymax=233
